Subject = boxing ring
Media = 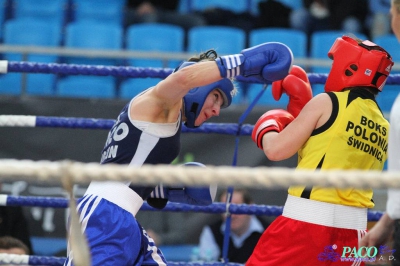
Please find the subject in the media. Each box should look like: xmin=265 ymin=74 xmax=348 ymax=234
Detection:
xmin=0 ymin=61 xmax=400 ymax=266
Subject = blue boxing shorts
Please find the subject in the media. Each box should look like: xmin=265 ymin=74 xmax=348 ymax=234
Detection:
xmin=64 ymin=181 xmax=167 ymax=266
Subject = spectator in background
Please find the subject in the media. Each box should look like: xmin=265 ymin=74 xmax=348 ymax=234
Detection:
xmin=290 ymin=0 xmax=331 ymax=37
xmin=0 ymin=206 xmax=32 ymax=255
xmin=0 ymin=184 xmax=32 ymax=255
xmin=256 ymin=0 xmax=292 ymax=29
xmin=194 ymin=5 xmax=257 ymax=34
xmin=198 ymin=189 xmax=273 ymax=263
xmin=124 ymin=0 xmax=206 ymax=32
xmin=0 ymin=236 xmax=30 ymax=255
xmin=290 ymin=0 xmax=369 ymax=38
xmin=328 ymin=0 xmax=369 ymax=34
xmin=368 ymin=0 xmax=392 ymax=40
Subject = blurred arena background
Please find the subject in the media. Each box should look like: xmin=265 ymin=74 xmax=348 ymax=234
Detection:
xmin=0 ymin=0 xmax=397 ymax=261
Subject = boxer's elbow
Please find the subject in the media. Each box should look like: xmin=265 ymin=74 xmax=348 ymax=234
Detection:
xmin=263 ymin=141 xmax=292 ymax=161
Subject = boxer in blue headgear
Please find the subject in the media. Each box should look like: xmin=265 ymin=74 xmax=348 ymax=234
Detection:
xmin=66 ymin=42 xmax=293 ymax=266
xmin=175 ymin=60 xmax=235 ymax=128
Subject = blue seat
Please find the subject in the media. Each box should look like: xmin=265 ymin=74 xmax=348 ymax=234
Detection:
xmin=126 ymin=23 xmax=185 ymax=68
xmin=64 ymin=21 xmax=123 ymax=66
xmin=249 ymin=28 xmax=308 ymax=59
xmin=246 ymin=84 xmax=289 ymax=107
xmin=178 ymin=0 xmax=190 ymax=13
xmin=31 ymin=237 xmax=67 ymax=256
xmin=72 ymin=0 xmax=125 ymax=25
xmin=119 ymin=78 xmax=161 ymax=99
xmin=56 ymin=76 xmax=116 ymax=98
xmin=13 ymin=0 xmax=67 ymax=27
xmin=187 ymin=26 xmax=246 ymax=55
xmin=0 ymin=18 xmax=61 ymax=95
xmin=3 ymin=18 xmax=61 ymax=50
xmin=276 ymin=0 xmax=303 ymax=9
xmin=249 ymin=0 xmax=260 ymax=15
xmin=159 ymin=245 xmax=197 ymax=262
xmin=187 ymin=26 xmax=246 ymax=101
xmin=0 ymin=0 xmax=7 ymax=39
xmin=190 ymin=0 xmax=249 ymax=13
xmin=373 ymin=34 xmax=400 ymax=64
xmin=0 ymin=74 xmax=22 ymax=95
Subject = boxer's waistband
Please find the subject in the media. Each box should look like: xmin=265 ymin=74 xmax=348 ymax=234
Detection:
xmin=85 ymin=181 xmax=143 ymax=217
xmin=283 ymin=194 xmax=367 ymax=230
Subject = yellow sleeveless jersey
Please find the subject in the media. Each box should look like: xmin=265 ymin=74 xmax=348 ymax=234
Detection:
xmin=288 ymin=89 xmax=389 ymax=208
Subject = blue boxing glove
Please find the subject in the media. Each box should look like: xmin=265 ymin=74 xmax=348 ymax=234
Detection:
xmin=215 ymin=42 xmax=293 ymax=83
xmin=148 ymin=162 xmax=217 ymax=207
xmin=149 ymin=183 xmax=217 ymax=206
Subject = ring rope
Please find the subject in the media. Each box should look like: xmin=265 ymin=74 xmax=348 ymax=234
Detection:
xmin=0 ymin=254 xmax=65 ymax=266
xmin=6 ymin=61 xmax=174 ymax=79
xmin=4 ymin=60 xmax=400 ymax=85
xmin=0 ymin=195 xmax=383 ymax=221
xmin=0 ymin=115 xmax=254 ymax=135
xmin=0 ymin=159 xmax=399 ymax=189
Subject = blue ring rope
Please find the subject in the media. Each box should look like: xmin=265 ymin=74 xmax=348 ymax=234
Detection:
xmin=6 ymin=61 xmax=400 ymax=85
xmin=6 ymin=116 xmax=255 ymax=135
xmin=2 ymin=194 xmax=383 ymax=221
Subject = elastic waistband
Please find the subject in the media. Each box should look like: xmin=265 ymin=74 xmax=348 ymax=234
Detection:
xmin=282 ymin=194 xmax=367 ymax=230
xmin=85 ymin=181 xmax=143 ymax=217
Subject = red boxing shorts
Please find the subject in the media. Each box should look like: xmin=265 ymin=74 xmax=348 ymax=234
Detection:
xmin=246 ymin=195 xmax=369 ymax=266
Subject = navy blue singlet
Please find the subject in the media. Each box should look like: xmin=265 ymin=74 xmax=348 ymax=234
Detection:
xmin=100 ymin=99 xmax=182 ymax=199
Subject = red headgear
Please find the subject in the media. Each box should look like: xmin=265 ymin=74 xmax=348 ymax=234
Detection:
xmin=325 ymin=36 xmax=394 ymax=92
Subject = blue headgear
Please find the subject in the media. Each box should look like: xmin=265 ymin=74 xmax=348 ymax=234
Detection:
xmin=176 ymin=61 xmax=234 ymax=128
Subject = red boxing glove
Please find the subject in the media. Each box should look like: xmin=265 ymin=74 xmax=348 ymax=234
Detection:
xmin=251 ymin=109 xmax=294 ymax=150
xmin=271 ymin=65 xmax=312 ymax=117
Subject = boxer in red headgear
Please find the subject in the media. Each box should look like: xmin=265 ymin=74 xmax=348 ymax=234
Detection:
xmin=248 ymin=36 xmax=394 ymax=266
xmin=325 ymin=36 xmax=393 ymax=92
